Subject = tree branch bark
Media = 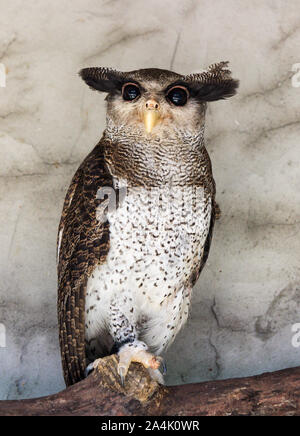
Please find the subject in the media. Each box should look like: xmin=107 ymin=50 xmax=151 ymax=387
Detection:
xmin=0 ymin=355 xmax=299 ymax=416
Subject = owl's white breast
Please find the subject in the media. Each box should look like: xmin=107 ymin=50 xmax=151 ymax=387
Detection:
xmin=85 ymin=184 xmax=211 ymax=352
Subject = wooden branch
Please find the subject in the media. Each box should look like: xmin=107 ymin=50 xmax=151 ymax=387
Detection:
xmin=0 ymin=355 xmax=300 ymax=416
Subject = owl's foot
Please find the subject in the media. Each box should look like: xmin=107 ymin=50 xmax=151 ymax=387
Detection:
xmin=117 ymin=340 xmax=165 ymax=385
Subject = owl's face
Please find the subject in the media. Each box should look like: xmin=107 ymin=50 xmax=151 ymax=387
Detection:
xmin=80 ymin=64 xmax=238 ymax=139
xmin=105 ymin=70 xmax=207 ymax=137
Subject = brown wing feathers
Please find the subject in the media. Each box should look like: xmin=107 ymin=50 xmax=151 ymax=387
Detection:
xmin=57 ymin=140 xmax=112 ymax=386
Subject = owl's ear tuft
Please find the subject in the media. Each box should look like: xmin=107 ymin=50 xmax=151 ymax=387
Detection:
xmin=185 ymin=61 xmax=239 ymax=102
xmin=79 ymin=67 xmax=124 ymax=93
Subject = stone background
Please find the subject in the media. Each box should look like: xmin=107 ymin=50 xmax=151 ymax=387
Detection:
xmin=0 ymin=0 xmax=300 ymax=399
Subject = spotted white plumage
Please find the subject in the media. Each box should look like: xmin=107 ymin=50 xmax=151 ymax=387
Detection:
xmin=85 ymin=183 xmax=211 ymax=361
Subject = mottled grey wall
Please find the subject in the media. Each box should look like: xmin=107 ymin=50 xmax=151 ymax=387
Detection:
xmin=0 ymin=0 xmax=300 ymax=399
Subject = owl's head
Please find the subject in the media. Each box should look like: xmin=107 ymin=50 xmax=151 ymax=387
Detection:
xmin=80 ymin=63 xmax=238 ymax=139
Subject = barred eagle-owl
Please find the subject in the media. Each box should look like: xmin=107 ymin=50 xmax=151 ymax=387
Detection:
xmin=57 ymin=62 xmax=238 ymax=386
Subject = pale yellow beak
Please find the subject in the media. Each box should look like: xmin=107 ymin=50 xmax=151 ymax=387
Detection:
xmin=143 ymin=99 xmax=160 ymax=133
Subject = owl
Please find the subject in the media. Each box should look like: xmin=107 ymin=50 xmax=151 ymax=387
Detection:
xmin=57 ymin=62 xmax=238 ymax=386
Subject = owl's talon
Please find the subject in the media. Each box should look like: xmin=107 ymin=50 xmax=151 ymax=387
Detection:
xmin=158 ymin=356 xmax=167 ymax=375
xmin=84 ymin=362 xmax=95 ymax=378
xmin=119 ymin=370 xmax=125 ymax=386
xmin=117 ymin=364 xmax=128 ymax=386
xmin=148 ymin=367 xmax=165 ymax=385
xmin=84 ymin=358 xmax=102 ymax=378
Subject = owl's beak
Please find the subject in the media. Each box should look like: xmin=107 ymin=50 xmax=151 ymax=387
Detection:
xmin=143 ymin=99 xmax=161 ymax=133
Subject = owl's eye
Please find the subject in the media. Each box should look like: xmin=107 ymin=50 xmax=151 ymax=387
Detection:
xmin=122 ymin=83 xmax=141 ymax=101
xmin=166 ymin=86 xmax=189 ymax=106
